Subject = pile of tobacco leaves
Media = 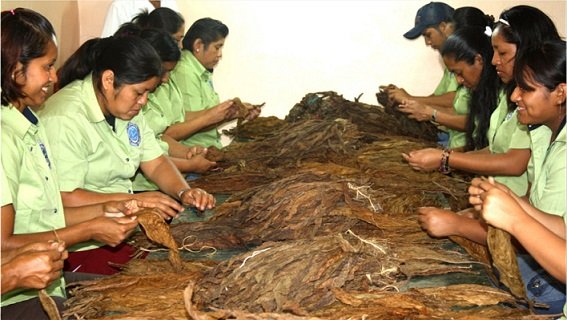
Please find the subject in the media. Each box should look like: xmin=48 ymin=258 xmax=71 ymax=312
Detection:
xmin=63 ymin=92 xmax=533 ymax=320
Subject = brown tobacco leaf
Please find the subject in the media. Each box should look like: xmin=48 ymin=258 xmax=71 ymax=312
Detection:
xmin=286 ymin=91 xmax=438 ymax=142
xmin=38 ymin=289 xmax=62 ymax=320
xmin=64 ymin=261 xmax=210 ymax=319
xmin=487 ymin=226 xmax=528 ymax=301
xmin=204 ymin=145 xmax=225 ymax=162
xmin=135 ymin=209 xmax=182 ymax=271
xmin=232 ymin=97 xmax=265 ymax=120
xmin=221 ymin=118 xmax=363 ymax=169
xmin=223 ymin=115 xmax=287 ymax=140
xmin=313 ymin=285 xmax=526 ymax=320
xmin=192 ymin=234 xmax=400 ymax=314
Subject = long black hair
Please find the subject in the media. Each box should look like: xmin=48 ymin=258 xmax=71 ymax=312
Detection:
xmin=442 ymin=27 xmax=500 ymax=151
xmin=57 ymin=36 xmax=162 ymax=92
xmin=494 ymin=5 xmax=562 ymax=109
xmin=114 ymin=23 xmax=180 ymax=63
xmin=451 ymin=6 xmax=494 ymax=31
xmin=1 ymin=8 xmax=56 ymax=106
xmin=182 ymin=18 xmax=228 ymax=52
xmin=132 ymin=7 xmax=184 ymax=35
xmin=514 ymin=40 xmax=566 ymax=94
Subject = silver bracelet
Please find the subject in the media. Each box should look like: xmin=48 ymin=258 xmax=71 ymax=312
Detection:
xmin=431 ymin=109 xmax=438 ymax=122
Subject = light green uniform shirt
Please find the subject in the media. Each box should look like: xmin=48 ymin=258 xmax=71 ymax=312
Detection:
xmin=433 ymin=68 xmax=459 ymax=95
xmin=169 ymin=50 xmax=222 ymax=149
xmin=528 ymin=124 xmax=566 ymax=216
xmin=132 ymin=79 xmax=185 ymax=191
xmin=432 ymin=68 xmax=467 ymax=149
xmin=1 ymin=105 xmax=66 ymax=306
xmin=40 ymin=74 xmax=164 ymax=250
xmin=486 ymin=90 xmax=530 ymax=196
xmin=447 ymin=86 xmax=469 ymax=149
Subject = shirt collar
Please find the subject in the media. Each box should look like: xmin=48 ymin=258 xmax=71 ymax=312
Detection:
xmin=82 ymin=73 xmax=106 ymax=123
xmin=184 ymin=50 xmax=212 ymax=81
xmin=1 ymin=104 xmax=38 ymax=139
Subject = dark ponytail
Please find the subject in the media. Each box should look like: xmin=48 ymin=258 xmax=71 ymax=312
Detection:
xmin=57 ymin=36 xmax=162 ymax=92
xmin=131 ymin=7 xmax=184 ymax=35
xmin=113 ymin=25 xmax=180 ymax=64
xmin=442 ymin=27 xmax=500 ymax=151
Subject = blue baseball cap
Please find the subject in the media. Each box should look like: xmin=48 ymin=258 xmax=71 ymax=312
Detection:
xmin=403 ymin=2 xmax=455 ymax=39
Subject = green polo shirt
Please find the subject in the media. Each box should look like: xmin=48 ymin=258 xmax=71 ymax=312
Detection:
xmin=39 ymin=74 xmax=164 ymax=251
xmin=433 ymin=68 xmax=459 ymax=96
xmin=1 ymin=105 xmax=66 ymax=306
xmin=169 ymin=50 xmax=222 ymax=149
xmin=447 ymin=86 xmax=469 ymax=149
xmin=528 ymin=124 xmax=566 ymax=216
xmin=486 ymin=90 xmax=530 ymax=196
xmin=132 ymin=79 xmax=185 ymax=191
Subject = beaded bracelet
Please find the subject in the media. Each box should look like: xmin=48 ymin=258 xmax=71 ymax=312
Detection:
xmin=439 ymin=149 xmax=453 ymax=174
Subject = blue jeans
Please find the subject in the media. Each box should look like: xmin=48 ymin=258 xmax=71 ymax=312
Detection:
xmin=437 ymin=131 xmax=449 ymax=148
xmin=517 ymin=253 xmax=566 ymax=314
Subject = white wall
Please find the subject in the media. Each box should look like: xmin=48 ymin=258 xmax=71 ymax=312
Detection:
xmin=176 ymin=0 xmax=566 ymax=119
xmin=3 ymin=0 xmax=564 ymax=120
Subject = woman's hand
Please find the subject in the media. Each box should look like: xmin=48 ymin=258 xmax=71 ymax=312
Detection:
xmin=387 ymin=87 xmax=411 ymax=104
xmin=179 ymin=188 xmax=216 ymax=211
xmin=186 ymin=154 xmax=217 ymax=173
xmin=417 ymin=207 xmax=463 ymax=238
xmin=2 ymin=241 xmax=67 ymax=292
xmin=402 ymin=148 xmax=443 ymax=172
xmin=185 ymin=146 xmax=207 ymax=159
xmin=398 ymin=99 xmax=434 ymax=122
xmin=479 ymin=187 xmax=525 ymax=232
xmin=468 ymin=177 xmax=511 ymax=211
xmin=89 ymin=216 xmax=138 ymax=247
xmin=132 ymin=191 xmax=184 ymax=219
xmin=206 ymin=100 xmax=237 ymax=123
xmin=242 ymin=102 xmax=262 ymax=121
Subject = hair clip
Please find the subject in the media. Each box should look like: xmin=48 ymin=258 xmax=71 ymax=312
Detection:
xmin=484 ymin=26 xmax=492 ymax=37
xmin=498 ymin=18 xmax=510 ymax=26
xmin=10 ymin=9 xmax=15 ymax=15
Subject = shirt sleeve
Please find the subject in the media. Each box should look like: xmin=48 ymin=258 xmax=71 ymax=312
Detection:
xmin=137 ymin=114 xmax=166 ymax=162
xmin=1 ymin=162 xmax=14 ymax=207
xmin=173 ymin=64 xmax=204 ymax=112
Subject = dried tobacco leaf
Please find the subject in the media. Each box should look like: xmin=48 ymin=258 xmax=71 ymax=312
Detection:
xmin=487 ymin=226 xmax=527 ymax=301
xmin=286 ymin=91 xmax=438 ymax=141
xmin=136 ymin=209 xmax=182 ymax=271
xmin=38 ymin=289 xmax=62 ymax=320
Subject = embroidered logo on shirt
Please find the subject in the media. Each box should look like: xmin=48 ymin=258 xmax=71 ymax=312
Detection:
xmin=38 ymin=141 xmax=52 ymax=169
xmin=127 ymin=122 xmax=141 ymax=147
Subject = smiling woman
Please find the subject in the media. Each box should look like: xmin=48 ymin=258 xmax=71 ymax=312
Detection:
xmin=38 ymin=35 xmax=216 ymax=275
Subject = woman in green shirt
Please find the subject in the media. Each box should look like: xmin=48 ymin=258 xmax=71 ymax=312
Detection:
xmin=470 ymin=39 xmax=566 ymax=314
xmin=0 ymin=8 xmax=146 ymax=317
xmin=114 ymin=26 xmax=218 ymax=191
xmin=165 ymin=17 xmax=260 ymax=149
xmin=41 ymin=36 xmax=215 ymax=274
